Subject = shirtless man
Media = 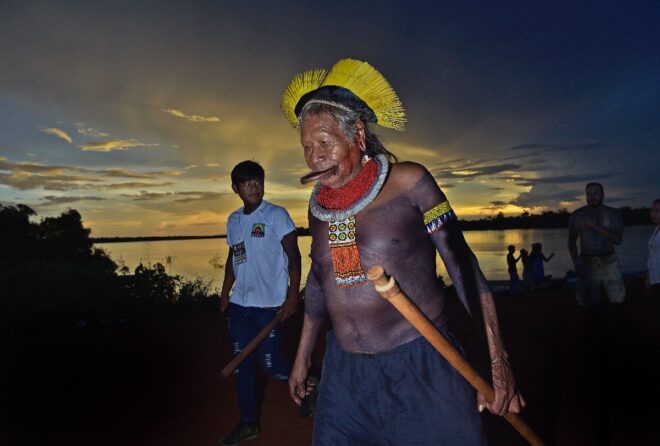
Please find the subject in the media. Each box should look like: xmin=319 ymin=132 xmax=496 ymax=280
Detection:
xmin=281 ymin=59 xmax=523 ymax=445
xmin=568 ymin=183 xmax=625 ymax=307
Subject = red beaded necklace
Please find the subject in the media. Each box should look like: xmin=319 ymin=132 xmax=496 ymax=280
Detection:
xmin=316 ymin=158 xmax=378 ymax=210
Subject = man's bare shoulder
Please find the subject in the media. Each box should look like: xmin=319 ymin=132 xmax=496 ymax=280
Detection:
xmin=571 ymin=205 xmax=588 ymax=216
xmin=601 ymin=204 xmax=621 ymax=215
xmin=388 ymin=161 xmax=430 ymax=189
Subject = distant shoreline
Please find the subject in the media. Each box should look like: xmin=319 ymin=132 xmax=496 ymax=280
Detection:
xmin=92 ymin=235 xmax=227 ymax=244
xmin=92 ymin=216 xmax=653 ymax=244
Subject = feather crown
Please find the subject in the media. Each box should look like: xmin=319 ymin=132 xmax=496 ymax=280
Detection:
xmin=281 ymin=58 xmax=406 ymax=131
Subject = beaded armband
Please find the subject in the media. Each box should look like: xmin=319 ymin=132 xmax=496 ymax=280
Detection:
xmin=423 ymin=201 xmax=456 ymax=235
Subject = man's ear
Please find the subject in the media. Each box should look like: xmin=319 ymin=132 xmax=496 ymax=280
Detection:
xmin=231 ymin=184 xmax=239 ymax=194
xmin=355 ymin=120 xmax=366 ymax=150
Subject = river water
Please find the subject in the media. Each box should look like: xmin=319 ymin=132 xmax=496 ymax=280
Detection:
xmin=96 ymin=226 xmax=654 ymax=288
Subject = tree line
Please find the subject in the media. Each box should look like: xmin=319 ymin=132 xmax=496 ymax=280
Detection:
xmin=457 ymin=207 xmax=652 ymax=231
xmin=0 ymin=204 xmax=217 ymax=336
xmin=2 ymin=203 xmax=650 ymax=334
xmin=294 ymin=208 xmax=652 ymax=235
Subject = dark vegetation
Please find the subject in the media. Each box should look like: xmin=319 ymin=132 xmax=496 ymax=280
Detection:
xmin=104 ymin=210 xmax=652 ymax=242
xmin=0 ymin=204 xmax=218 ymax=336
xmin=294 ymin=209 xmax=653 ymax=237
xmin=458 ymin=207 xmax=652 ymax=231
xmin=91 ymin=234 xmax=226 ymax=243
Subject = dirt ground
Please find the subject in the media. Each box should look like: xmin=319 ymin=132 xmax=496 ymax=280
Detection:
xmin=2 ymin=279 xmax=659 ymax=446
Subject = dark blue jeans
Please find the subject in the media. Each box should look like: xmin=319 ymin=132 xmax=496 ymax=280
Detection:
xmin=227 ymin=303 xmax=291 ymax=422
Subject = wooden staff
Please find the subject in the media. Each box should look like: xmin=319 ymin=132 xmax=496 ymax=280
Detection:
xmin=221 ymin=288 xmax=304 ymax=378
xmin=367 ymin=265 xmax=544 ymax=446
xmin=221 ymin=311 xmax=284 ymax=377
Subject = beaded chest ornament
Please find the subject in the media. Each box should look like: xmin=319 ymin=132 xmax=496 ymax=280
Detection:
xmin=312 ymin=154 xmax=389 ymax=286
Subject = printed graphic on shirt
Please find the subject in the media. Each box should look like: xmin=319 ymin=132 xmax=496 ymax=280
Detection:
xmin=232 ymin=241 xmax=247 ymax=264
xmin=251 ymin=223 xmax=265 ymax=238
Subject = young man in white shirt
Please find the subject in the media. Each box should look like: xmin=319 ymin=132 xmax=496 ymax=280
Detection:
xmin=219 ymin=160 xmax=301 ymax=445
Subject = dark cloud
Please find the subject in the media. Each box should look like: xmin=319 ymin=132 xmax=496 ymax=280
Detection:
xmin=499 ymin=152 xmax=543 ymax=161
xmin=0 ymin=172 xmax=101 ymax=191
xmin=503 ymin=142 xmax=607 ymax=153
xmin=505 ymin=144 xmax=549 ymax=151
xmin=431 ymin=163 xmax=521 ymax=179
xmin=127 ymin=192 xmax=173 ymax=201
xmin=122 ymin=190 xmax=232 ymax=204
xmin=0 ymin=157 xmax=186 ymax=192
xmin=511 ymin=187 xmax=581 ymax=209
xmin=173 ymin=191 xmax=232 ymax=203
xmin=496 ymin=173 xmax=613 ymax=187
xmin=553 ymin=143 xmax=607 ymax=152
xmin=40 ymin=195 xmax=105 ymax=205
xmin=0 ymin=159 xmax=69 ymax=175
xmin=532 ymin=174 xmax=613 ymax=184
xmin=100 ymin=168 xmax=183 ymax=179
xmin=91 ymin=181 xmax=177 ymax=190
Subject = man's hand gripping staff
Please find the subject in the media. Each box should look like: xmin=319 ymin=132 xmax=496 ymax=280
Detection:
xmin=367 ymin=265 xmax=544 ymax=446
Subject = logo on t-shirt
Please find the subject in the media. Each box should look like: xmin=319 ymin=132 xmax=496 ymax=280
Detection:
xmin=232 ymin=241 xmax=247 ymax=264
xmin=251 ymin=223 xmax=265 ymax=238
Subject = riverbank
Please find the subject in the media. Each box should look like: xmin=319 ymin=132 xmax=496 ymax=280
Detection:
xmin=2 ymin=278 xmax=658 ymax=445
xmin=95 ymin=226 xmax=656 ymax=283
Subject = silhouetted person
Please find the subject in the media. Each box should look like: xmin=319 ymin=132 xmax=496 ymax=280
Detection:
xmin=507 ymin=245 xmax=522 ymax=293
xmin=530 ymin=242 xmax=554 ymax=289
xmin=647 ymin=198 xmax=660 ymax=298
xmin=520 ymin=248 xmax=532 ymax=291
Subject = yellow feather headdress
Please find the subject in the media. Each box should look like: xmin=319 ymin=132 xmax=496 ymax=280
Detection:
xmin=281 ymin=58 xmax=406 ymax=131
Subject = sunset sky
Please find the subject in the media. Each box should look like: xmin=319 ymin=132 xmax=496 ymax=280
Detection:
xmin=1 ymin=1 xmax=658 ymax=237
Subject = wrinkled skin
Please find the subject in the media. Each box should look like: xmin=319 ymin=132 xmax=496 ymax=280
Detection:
xmin=289 ymin=112 xmax=524 ymax=417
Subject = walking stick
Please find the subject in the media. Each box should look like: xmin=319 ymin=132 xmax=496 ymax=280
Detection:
xmin=367 ymin=265 xmax=544 ymax=446
xmin=221 ymin=288 xmax=304 ymax=378
xmin=221 ymin=311 xmax=284 ymax=377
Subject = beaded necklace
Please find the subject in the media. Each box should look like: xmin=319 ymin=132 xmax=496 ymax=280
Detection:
xmin=316 ymin=158 xmax=378 ymax=210
xmin=310 ymin=154 xmax=389 ymax=286
xmin=310 ymin=154 xmax=389 ymax=222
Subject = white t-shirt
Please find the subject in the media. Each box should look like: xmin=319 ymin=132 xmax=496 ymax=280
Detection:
xmin=649 ymin=227 xmax=660 ymax=286
xmin=226 ymin=200 xmax=296 ymax=308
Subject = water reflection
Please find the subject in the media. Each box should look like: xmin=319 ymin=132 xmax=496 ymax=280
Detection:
xmin=97 ymin=226 xmax=654 ymax=286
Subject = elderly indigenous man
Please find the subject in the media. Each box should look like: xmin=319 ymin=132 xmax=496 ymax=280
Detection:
xmin=281 ymin=59 xmax=524 ymax=445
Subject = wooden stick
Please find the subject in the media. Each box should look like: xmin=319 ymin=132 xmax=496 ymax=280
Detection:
xmin=221 ymin=288 xmax=304 ymax=378
xmin=221 ymin=311 xmax=284 ymax=378
xmin=367 ymin=265 xmax=544 ymax=446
